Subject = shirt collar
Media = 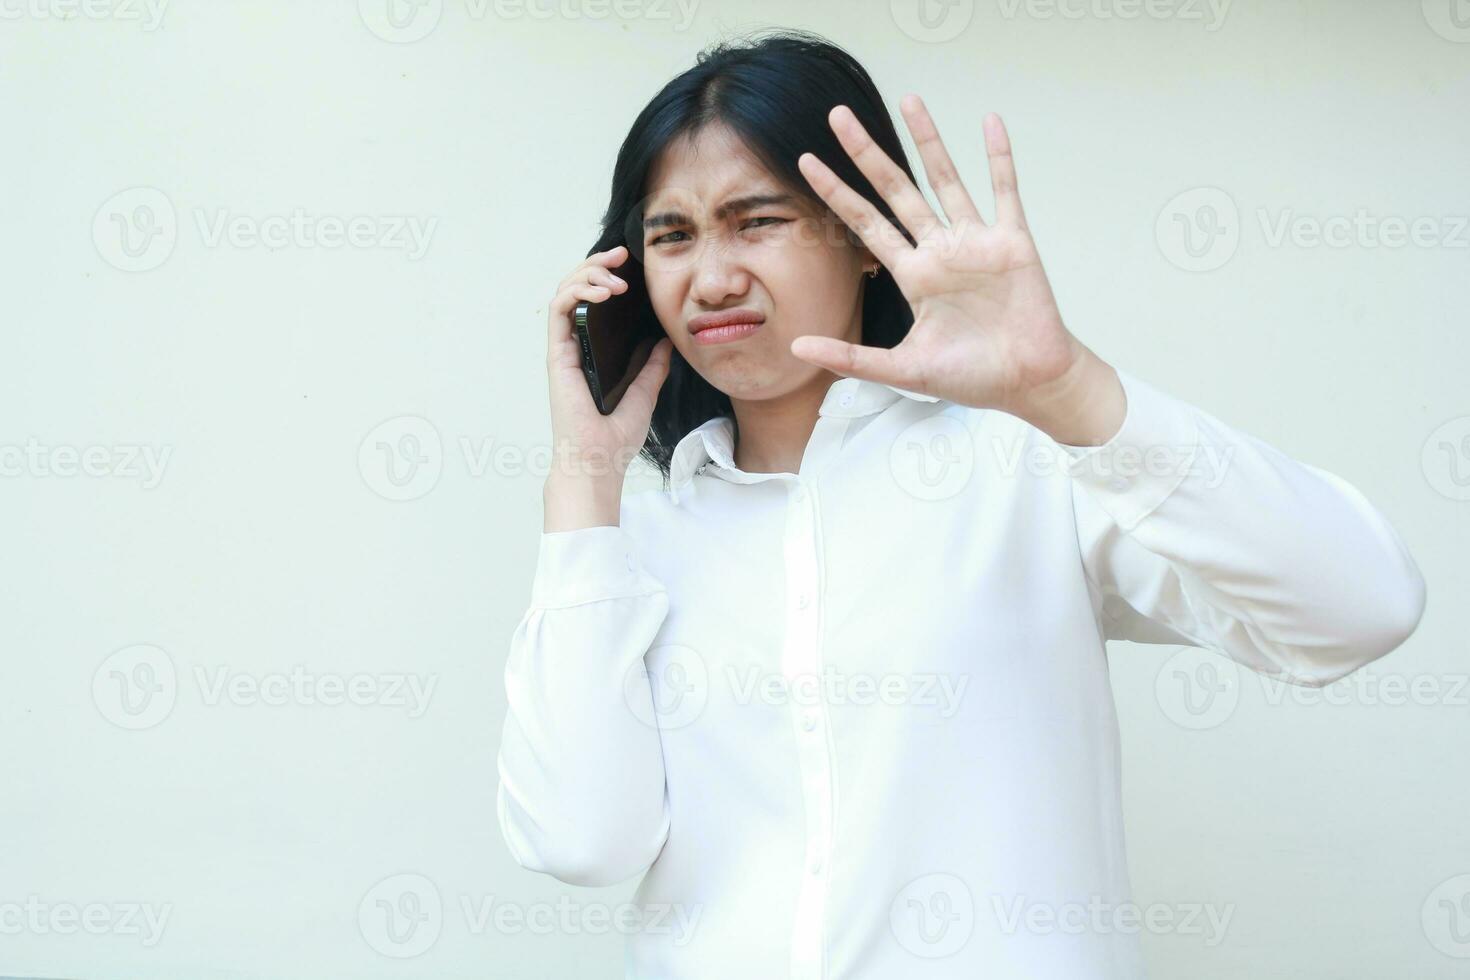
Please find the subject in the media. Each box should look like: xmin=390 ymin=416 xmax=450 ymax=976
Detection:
xmin=666 ymin=377 xmax=939 ymax=504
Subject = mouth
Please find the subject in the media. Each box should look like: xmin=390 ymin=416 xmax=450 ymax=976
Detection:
xmin=689 ymin=309 xmax=765 ymax=345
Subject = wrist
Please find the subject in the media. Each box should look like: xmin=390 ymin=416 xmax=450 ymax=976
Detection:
xmin=1012 ymin=347 xmax=1126 ymax=448
xmin=543 ymin=474 xmax=624 ymax=533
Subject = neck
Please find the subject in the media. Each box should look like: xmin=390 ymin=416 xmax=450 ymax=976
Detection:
xmin=729 ymin=287 xmax=868 ymax=476
xmin=729 ymin=368 xmax=843 ymax=476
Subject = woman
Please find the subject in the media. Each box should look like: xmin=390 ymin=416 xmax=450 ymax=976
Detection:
xmin=498 ymin=28 xmax=1425 ymax=979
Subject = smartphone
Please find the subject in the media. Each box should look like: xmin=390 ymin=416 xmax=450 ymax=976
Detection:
xmin=572 ymin=250 xmax=664 ymax=415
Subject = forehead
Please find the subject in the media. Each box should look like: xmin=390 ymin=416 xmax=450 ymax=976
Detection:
xmin=644 ymin=123 xmax=789 ymax=207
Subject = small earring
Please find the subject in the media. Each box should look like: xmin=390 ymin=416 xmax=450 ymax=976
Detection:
xmin=866 ymin=264 xmax=880 ymax=279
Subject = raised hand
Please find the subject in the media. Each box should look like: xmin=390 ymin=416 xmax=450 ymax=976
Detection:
xmin=793 ymin=95 xmax=1123 ymax=446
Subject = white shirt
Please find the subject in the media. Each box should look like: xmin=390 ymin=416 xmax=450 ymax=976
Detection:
xmin=496 ymin=367 xmax=1425 ymax=979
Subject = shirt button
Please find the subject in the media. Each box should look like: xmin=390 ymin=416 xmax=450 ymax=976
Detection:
xmin=802 ymin=713 xmax=818 ymax=732
xmin=1109 ymin=476 xmax=1129 ymax=491
xmin=797 ymin=593 xmax=809 ymax=609
xmin=625 ymin=554 xmax=636 ymax=572
xmin=809 ymin=857 xmax=823 ymax=875
xmin=839 ymin=393 xmax=854 ymax=408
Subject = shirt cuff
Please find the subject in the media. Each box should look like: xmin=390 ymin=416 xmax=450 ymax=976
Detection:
xmin=529 ymin=524 xmax=664 ymax=609
xmin=1055 ymin=366 xmax=1202 ymax=532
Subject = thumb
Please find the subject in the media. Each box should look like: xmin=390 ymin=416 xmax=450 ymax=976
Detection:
xmin=620 ymin=336 xmax=674 ymax=412
xmin=790 ymin=335 xmax=909 ymax=388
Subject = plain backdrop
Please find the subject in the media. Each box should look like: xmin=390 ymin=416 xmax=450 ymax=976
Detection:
xmin=1 ymin=1 xmax=1466 ymax=977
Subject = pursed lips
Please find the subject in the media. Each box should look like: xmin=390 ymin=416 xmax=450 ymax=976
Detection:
xmin=688 ymin=309 xmax=765 ymax=334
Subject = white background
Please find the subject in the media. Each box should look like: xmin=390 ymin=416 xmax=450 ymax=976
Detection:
xmin=1 ymin=0 xmax=1467 ymax=977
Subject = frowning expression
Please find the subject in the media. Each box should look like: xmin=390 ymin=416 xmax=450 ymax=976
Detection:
xmin=640 ymin=122 xmax=874 ymax=401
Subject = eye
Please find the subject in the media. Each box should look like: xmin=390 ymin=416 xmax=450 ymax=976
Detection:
xmin=742 ymin=216 xmax=787 ymax=231
xmin=650 ymin=230 xmax=690 ymax=246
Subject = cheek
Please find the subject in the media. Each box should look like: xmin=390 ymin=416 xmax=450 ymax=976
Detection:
xmin=765 ymin=243 xmax=852 ymax=306
xmin=644 ymin=276 xmax=692 ymax=354
xmin=645 ymin=274 xmax=680 ymax=321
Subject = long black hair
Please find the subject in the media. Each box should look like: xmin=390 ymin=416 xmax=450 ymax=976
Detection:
xmin=587 ymin=28 xmax=920 ymax=487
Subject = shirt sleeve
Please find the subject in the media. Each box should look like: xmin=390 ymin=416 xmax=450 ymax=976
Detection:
xmin=1059 ymin=367 xmax=1427 ymax=688
xmin=496 ymin=522 xmax=672 ymax=887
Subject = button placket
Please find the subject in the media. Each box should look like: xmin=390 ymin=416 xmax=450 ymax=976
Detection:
xmin=783 ymin=477 xmax=833 ymax=980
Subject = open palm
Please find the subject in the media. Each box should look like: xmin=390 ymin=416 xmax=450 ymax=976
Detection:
xmin=793 ymin=96 xmax=1083 ymax=418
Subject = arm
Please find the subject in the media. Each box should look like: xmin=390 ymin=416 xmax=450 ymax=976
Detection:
xmin=1057 ymin=366 xmax=1427 ymax=688
xmin=496 ymin=522 xmax=672 ymax=886
xmin=774 ymin=97 xmax=1426 ymax=684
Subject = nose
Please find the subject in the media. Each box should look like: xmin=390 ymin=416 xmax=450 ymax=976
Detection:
xmin=688 ymin=238 xmax=748 ymax=308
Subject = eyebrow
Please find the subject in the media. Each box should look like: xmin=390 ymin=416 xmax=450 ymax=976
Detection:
xmin=642 ymin=193 xmax=797 ymax=231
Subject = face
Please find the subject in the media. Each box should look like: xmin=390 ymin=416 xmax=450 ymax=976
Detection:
xmin=639 ymin=122 xmax=875 ymax=402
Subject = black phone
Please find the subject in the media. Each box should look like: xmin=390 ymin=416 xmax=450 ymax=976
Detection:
xmin=572 ymin=250 xmax=663 ymax=415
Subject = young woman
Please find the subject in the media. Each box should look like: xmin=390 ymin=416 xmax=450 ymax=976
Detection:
xmin=498 ymin=29 xmax=1425 ymax=980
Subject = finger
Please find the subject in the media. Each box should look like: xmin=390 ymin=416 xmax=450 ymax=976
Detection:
xmin=613 ymin=336 xmax=673 ymax=419
xmin=789 ymin=335 xmax=922 ymax=391
xmin=797 ymin=151 xmax=911 ymax=270
xmin=546 ymin=282 xmax=611 ymax=352
xmin=827 ymin=104 xmax=942 ymax=241
xmin=588 ymin=267 xmax=626 ymax=291
xmin=587 ymin=244 xmax=628 ymax=264
xmin=598 ymin=245 xmax=630 ymax=270
xmin=983 ymin=113 xmax=1028 ymax=230
xmin=559 ymin=248 xmax=628 ymax=292
xmin=900 ymin=94 xmax=984 ymax=229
